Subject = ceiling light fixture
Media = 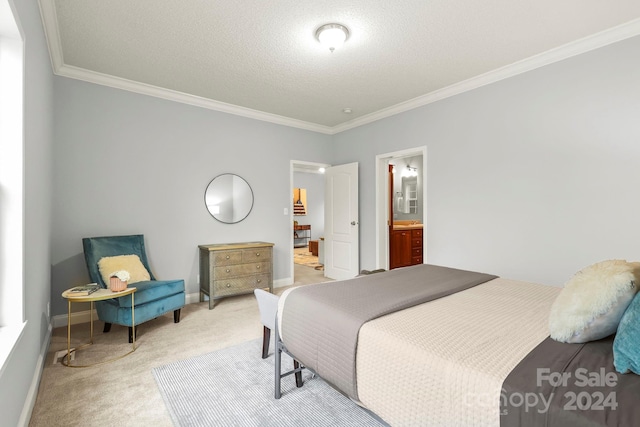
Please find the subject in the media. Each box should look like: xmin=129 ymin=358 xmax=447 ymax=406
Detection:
xmin=315 ymin=23 xmax=349 ymax=52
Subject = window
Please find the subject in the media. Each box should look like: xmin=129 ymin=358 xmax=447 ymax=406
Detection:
xmin=0 ymin=0 xmax=25 ymax=373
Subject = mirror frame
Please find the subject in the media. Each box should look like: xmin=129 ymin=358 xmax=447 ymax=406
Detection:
xmin=204 ymin=173 xmax=254 ymax=224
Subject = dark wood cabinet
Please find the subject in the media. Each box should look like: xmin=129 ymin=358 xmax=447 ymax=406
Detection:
xmin=390 ymin=230 xmax=412 ymax=269
xmin=411 ymin=228 xmax=423 ymax=265
xmin=390 ymin=228 xmax=423 ymax=269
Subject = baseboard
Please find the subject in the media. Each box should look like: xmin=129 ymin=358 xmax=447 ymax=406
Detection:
xmin=52 ymin=291 xmax=203 ymax=328
xmin=184 ymin=291 xmax=200 ymax=305
xmin=19 ymin=322 xmax=51 ymax=427
xmin=51 ymin=308 xmax=95 ymax=329
xmin=274 ymin=277 xmax=293 ymax=288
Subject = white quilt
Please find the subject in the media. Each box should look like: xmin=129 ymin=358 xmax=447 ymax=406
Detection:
xmin=356 ymin=278 xmax=560 ymax=426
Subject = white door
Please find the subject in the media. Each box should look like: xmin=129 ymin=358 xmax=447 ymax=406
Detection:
xmin=324 ymin=162 xmax=359 ymax=280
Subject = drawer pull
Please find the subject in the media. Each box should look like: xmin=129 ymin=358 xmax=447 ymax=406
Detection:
xmin=226 ymin=283 xmax=231 ymax=288
xmin=256 ymin=252 xmax=260 ymax=257
xmin=225 ymin=268 xmax=231 ymax=273
xmin=257 ymin=279 xmax=262 ymax=283
xmin=225 ymin=255 xmax=230 ymax=259
xmin=256 ymin=265 xmax=261 ymax=269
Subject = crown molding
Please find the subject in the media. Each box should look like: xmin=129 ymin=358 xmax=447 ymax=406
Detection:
xmin=37 ymin=0 xmax=640 ymax=136
xmin=54 ymin=64 xmax=335 ymax=134
xmin=331 ymin=18 xmax=640 ymax=134
xmin=38 ymin=0 xmax=64 ymax=72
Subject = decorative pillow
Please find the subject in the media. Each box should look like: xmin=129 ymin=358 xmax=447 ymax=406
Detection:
xmin=613 ymin=291 xmax=640 ymax=374
xmin=98 ymin=254 xmax=151 ymax=285
xmin=548 ymin=260 xmax=640 ymax=343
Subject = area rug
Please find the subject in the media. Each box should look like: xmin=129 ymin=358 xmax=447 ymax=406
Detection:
xmin=152 ymin=339 xmax=385 ymax=427
xmin=293 ymin=247 xmax=323 ymax=270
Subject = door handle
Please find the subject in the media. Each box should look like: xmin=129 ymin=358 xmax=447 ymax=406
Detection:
xmin=351 ymin=221 xmax=358 ymax=226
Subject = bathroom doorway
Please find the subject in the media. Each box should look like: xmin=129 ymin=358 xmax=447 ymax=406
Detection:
xmin=388 ymin=155 xmax=424 ymax=269
xmin=375 ymin=147 xmax=427 ymax=270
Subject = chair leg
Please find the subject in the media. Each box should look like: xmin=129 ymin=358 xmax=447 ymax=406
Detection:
xmin=293 ymin=360 xmax=303 ymax=388
xmin=262 ymin=326 xmax=271 ymax=359
xmin=128 ymin=326 xmax=136 ymax=343
xmin=174 ymin=309 xmax=181 ymax=323
xmin=103 ymin=323 xmax=112 ymax=333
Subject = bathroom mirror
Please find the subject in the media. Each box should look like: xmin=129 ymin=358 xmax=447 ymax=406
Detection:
xmin=204 ymin=174 xmax=254 ymax=224
xmin=402 ymin=176 xmax=418 ymax=214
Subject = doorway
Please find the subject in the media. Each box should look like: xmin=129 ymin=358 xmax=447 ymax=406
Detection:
xmin=290 ymin=160 xmax=330 ymax=285
xmin=375 ymin=146 xmax=427 ymax=270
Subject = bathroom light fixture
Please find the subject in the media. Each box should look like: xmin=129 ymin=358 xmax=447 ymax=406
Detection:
xmin=316 ymin=23 xmax=350 ymax=52
xmin=402 ymin=166 xmax=418 ymax=177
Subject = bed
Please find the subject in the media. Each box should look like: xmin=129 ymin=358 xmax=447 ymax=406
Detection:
xmin=274 ymin=264 xmax=640 ymax=427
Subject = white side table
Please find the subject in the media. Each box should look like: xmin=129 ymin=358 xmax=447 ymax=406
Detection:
xmin=61 ymin=286 xmax=137 ymax=367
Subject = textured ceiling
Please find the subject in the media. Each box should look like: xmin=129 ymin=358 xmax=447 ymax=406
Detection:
xmin=39 ymin=0 xmax=640 ymax=133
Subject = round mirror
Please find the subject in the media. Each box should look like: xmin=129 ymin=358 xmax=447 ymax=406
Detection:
xmin=204 ymin=174 xmax=254 ymax=224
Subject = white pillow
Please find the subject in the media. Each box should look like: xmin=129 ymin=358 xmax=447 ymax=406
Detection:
xmin=549 ymin=260 xmax=640 ymax=343
xmin=98 ymin=254 xmax=151 ymax=285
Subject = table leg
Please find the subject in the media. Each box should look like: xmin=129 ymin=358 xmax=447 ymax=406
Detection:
xmin=89 ymin=301 xmax=94 ymax=344
xmin=131 ymin=292 xmax=135 ymax=350
xmin=66 ymin=300 xmax=71 ymax=366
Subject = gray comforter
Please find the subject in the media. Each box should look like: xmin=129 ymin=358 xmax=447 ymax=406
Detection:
xmin=501 ymin=335 xmax=640 ymax=427
xmin=280 ymin=264 xmax=497 ymax=401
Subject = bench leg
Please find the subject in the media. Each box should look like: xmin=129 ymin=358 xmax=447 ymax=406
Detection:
xmin=294 ymin=360 xmax=303 ymax=388
xmin=174 ymin=309 xmax=181 ymax=323
xmin=262 ymin=326 xmax=271 ymax=359
xmin=103 ymin=322 xmax=112 ymax=333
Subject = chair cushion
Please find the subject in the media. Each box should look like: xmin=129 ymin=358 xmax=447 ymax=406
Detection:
xmin=116 ymin=279 xmax=185 ymax=308
xmin=98 ymin=254 xmax=151 ymax=285
xmin=96 ymin=292 xmax=184 ymax=326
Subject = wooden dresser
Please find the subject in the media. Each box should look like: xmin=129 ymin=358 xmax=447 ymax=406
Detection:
xmin=198 ymin=242 xmax=274 ymax=309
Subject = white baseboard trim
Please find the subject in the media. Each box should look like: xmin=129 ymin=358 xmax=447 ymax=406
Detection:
xmin=185 ymin=291 xmax=200 ymax=305
xmin=274 ymin=277 xmax=293 ymax=288
xmin=19 ymin=322 xmax=51 ymax=427
xmin=52 ymin=291 xmax=204 ymax=328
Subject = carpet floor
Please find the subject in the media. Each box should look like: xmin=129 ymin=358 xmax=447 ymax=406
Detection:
xmin=153 ymin=339 xmax=384 ymax=426
xmin=29 ymin=264 xmax=330 ymax=427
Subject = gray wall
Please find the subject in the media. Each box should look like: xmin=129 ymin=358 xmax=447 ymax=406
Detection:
xmin=1 ymin=0 xmax=54 ymax=425
xmin=333 ymin=35 xmax=640 ymax=287
xmin=293 ymin=171 xmax=325 ymax=240
xmin=50 ymin=77 xmax=333 ymax=316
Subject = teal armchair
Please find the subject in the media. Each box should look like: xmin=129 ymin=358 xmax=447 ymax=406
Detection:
xmin=82 ymin=234 xmax=185 ymax=342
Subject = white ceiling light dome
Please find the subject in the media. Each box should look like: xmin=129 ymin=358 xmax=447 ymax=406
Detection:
xmin=315 ymin=23 xmax=350 ymax=52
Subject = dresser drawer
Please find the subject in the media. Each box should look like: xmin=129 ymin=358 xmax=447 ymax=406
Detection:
xmin=411 ymin=229 xmax=423 ymax=238
xmin=412 ymin=247 xmax=422 ymax=257
xmin=211 ymin=250 xmax=243 ymax=265
xmin=213 ymin=274 xmax=271 ymax=297
xmin=213 ymin=261 xmax=271 ymax=278
xmin=412 ymin=237 xmax=422 ymax=248
xmin=241 ymin=247 xmax=272 ymax=263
